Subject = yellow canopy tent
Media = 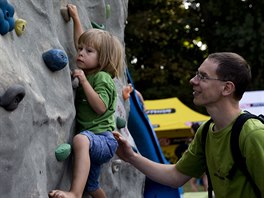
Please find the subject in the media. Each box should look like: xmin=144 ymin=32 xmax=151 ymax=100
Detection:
xmin=145 ymin=97 xmax=209 ymax=138
xmin=145 ymin=97 xmax=209 ymax=163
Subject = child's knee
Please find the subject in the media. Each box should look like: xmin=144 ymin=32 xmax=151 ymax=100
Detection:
xmin=73 ymin=134 xmax=90 ymax=148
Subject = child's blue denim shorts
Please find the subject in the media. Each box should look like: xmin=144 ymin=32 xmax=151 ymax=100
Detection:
xmin=80 ymin=130 xmax=118 ymax=192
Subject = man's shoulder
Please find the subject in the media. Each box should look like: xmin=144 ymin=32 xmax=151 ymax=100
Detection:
xmin=242 ymin=115 xmax=264 ymax=130
xmin=240 ymin=115 xmax=264 ymax=142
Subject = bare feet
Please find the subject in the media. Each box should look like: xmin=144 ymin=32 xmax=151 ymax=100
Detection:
xmin=48 ymin=190 xmax=78 ymax=198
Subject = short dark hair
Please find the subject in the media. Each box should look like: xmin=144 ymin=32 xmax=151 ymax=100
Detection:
xmin=208 ymin=52 xmax=251 ymax=100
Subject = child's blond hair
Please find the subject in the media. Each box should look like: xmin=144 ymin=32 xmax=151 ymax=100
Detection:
xmin=78 ymin=29 xmax=125 ymax=78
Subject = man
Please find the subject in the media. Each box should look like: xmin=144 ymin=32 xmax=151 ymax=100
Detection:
xmin=113 ymin=52 xmax=264 ymax=198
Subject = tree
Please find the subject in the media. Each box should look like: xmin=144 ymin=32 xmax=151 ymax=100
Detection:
xmin=196 ymin=0 xmax=264 ymax=89
xmin=125 ymin=0 xmax=264 ymax=112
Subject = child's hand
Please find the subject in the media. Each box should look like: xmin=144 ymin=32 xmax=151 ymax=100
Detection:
xmin=72 ymin=69 xmax=87 ymax=85
xmin=67 ymin=4 xmax=79 ymax=20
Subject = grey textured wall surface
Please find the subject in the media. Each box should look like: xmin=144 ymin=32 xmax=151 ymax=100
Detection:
xmin=0 ymin=0 xmax=144 ymax=197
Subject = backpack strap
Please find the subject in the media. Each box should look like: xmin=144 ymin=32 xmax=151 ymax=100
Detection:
xmin=228 ymin=112 xmax=263 ymax=197
xmin=201 ymin=119 xmax=213 ymax=198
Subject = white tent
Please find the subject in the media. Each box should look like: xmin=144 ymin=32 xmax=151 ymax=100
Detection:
xmin=239 ymin=90 xmax=264 ymax=115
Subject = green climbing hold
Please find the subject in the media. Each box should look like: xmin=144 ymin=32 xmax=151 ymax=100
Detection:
xmin=91 ymin=21 xmax=105 ymax=30
xmin=105 ymin=4 xmax=111 ymax=19
xmin=55 ymin=143 xmax=71 ymax=161
xmin=116 ymin=117 xmax=126 ymax=129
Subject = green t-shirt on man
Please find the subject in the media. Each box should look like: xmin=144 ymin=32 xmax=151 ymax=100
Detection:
xmin=176 ymin=115 xmax=264 ymax=198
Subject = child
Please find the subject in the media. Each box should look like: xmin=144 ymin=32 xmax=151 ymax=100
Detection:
xmin=49 ymin=4 xmax=125 ymax=198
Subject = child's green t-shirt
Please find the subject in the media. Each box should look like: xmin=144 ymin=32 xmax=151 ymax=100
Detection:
xmin=75 ymin=71 xmax=117 ymax=134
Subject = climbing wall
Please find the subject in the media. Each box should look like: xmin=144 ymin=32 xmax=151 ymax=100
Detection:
xmin=0 ymin=0 xmax=145 ymax=197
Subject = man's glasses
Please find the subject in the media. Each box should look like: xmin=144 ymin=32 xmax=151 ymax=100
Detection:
xmin=195 ymin=71 xmax=226 ymax=81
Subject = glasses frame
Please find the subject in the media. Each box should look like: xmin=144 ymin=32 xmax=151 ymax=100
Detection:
xmin=195 ymin=71 xmax=227 ymax=82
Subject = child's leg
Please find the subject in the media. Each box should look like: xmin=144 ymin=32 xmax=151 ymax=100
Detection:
xmin=86 ymin=188 xmax=106 ymax=198
xmin=49 ymin=134 xmax=90 ymax=198
xmin=70 ymin=134 xmax=91 ymax=195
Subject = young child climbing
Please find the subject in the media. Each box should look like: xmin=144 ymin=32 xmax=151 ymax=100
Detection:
xmin=49 ymin=4 xmax=125 ymax=198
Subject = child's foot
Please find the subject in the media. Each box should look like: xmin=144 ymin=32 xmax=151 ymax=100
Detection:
xmin=48 ymin=190 xmax=77 ymax=198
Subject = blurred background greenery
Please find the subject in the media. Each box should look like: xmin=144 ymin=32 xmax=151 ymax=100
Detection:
xmin=125 ymin=0 xmax=264 ymax=114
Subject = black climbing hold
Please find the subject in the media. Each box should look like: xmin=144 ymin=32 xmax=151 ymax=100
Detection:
xmin=0 ymin=84 xmax=25 ymax=111
xmin=60 ymin=6 xmax=70 ymax=22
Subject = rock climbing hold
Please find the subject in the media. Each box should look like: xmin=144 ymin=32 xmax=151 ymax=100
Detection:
xmin=0 ymin=84 xmax=25 ymax=111
xmin=42 ymin=49 xmax=68 ymax=72
xmin=72 ymin=76 xmax=79 ymax=89
xmin=122 ymin=83 xmax=133 ymax=101
xmin=116 ymin=116 xmax=126 ymax=129
xmin=55 ymin=143 xmax=71 ymax=161
xmin=111 ymin=159 xmax=122 ymax=173
xmin=0 ymin=0 xmax=15 ymax=35
xmin=60 ymin=6 xmax=70 ymax=22
xmin=91 ymin=21 xmax=105 ymax=30
xmin=15 ymin=18 xmax=27 ymax=36
xmin=105 ymin=4 xmax=111 ymax=19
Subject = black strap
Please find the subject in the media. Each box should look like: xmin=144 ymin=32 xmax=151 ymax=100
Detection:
xmin=201 ymin=119 xmax=213 ymax=198
xmin=228 ymin=112 xmax=263 ymax=197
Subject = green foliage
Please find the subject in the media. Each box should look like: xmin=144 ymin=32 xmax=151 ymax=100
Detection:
xmin=125 ymin=0 xmax=264 ymax=112
xmin=196 ymin=0 xmax=264 ymax=89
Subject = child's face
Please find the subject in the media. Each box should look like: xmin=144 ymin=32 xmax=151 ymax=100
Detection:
xmin=76 ymin=43 xmax=99 ymax=70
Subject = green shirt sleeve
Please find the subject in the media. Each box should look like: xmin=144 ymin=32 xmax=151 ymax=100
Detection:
xmin=176 ymin=123 xmax=207 ymax=178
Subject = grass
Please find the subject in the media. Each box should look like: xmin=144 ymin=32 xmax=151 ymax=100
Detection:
xmin=183 ymin=180 xmax=205 ymax=192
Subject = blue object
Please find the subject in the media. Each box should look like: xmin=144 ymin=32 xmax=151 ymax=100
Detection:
xmin=0 ymin=0 xmax=15 ymax=35
xmin=127 ymin=70 xmax=181 ymax=198
xmin=42 ymin=49 xmax=68 ymax=72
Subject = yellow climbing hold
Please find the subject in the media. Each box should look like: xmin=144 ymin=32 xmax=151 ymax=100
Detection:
xmin=15 ymin=19 xmax=27 ymax=36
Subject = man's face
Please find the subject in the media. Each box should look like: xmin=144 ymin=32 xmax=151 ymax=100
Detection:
xmin=189 ymin=58 xmax=227 ymax=108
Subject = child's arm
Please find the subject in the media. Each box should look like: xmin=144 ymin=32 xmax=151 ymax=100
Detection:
xmin=67 ymin=4 xmax=84 ymax=51
xmin=73 ymin=69 xmax=106 ymax=115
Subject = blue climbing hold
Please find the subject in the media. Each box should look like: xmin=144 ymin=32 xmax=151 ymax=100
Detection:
xmin=0 ymin=0 xmax=15 ymax=35
xmin=42 ymin=49 xmax=68 ymax=72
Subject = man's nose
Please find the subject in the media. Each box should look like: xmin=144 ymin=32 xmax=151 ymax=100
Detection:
xmin=190 ymin=76 xmax=198 ymax=85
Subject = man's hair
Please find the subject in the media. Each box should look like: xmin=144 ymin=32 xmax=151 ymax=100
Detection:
xmin=78 ymin=29 xmax=125 ymax=78
xmin=208 ymin=52 xmax=251 ymax=100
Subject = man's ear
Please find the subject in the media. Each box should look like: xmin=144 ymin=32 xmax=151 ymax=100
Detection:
xmin=222 ymin=81 xmax=235 ymax=96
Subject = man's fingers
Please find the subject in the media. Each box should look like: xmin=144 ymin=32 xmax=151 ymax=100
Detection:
xmin=113 ymin=131 xmax=122 ymax=140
